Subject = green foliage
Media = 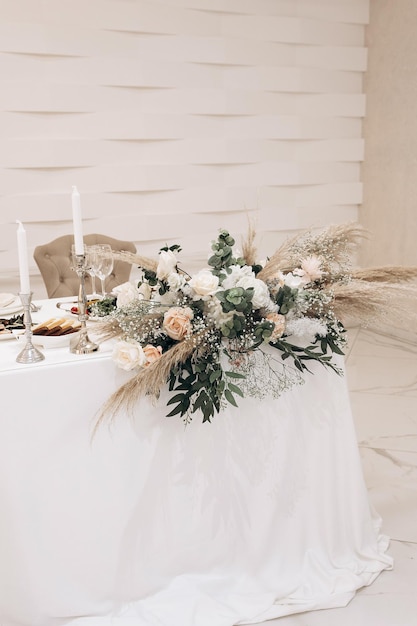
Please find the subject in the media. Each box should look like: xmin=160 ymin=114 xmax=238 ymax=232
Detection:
xmin=271 ymin=332 xmax=344 ymax=375
xmin=167 ymin=356 xmax=245 ymax=423
xmin=219 ymin=313 xmax=246 ymax=339
xmin=216 ymin=287 xmax=254 ymax=314
xmin=159 ymin=244 xmax=182 ymax=253
xmin=275 ymin=285 xmax=299 ymax=315
xmin=208 ymin=229 xmax=246 ymax=274
xmin=253 ymin=320 xmax=274 ymax=342
xmin=142 ymin=269 xmax=158 ymax=287
xmin=319 ymin=321 xmax=346 ymax=356
xmin=89 ymin=296 xmax=117 ymax=317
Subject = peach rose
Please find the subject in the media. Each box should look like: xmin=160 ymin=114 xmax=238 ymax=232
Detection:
xmin=143 ymin=344 xmax=163 ymax=366
xmin=163 ymin=306 xmax=193 ymax=341
xmin=266 ymin=313 xmax=286 ymax=341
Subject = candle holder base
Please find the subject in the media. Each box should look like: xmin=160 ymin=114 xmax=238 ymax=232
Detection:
xmin=16 ymin=342 xmax=45 ymax=364
xmin=70 ymin=329 xmax=99 ymax=355
xmin=16 ymin=292 xmax=45 ymax=364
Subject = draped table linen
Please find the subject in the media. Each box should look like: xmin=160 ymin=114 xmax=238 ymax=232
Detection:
xmin=0 ymin=298 xmax=392 ymax=626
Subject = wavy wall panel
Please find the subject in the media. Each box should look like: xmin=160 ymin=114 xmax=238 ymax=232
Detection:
xmin=0 ymin=0 xmax=369 ymax=296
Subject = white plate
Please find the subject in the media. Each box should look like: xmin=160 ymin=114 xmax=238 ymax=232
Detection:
xmin=0 ymin=331 xmax=16 ymax=342
xmin=0 ymin=293 xmax=16 ymax=308
xmin=0 ymin=296 xmax=23 ymax=316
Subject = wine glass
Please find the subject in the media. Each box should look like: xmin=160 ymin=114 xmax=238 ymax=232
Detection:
xmin=86 ymin=245 xmax=101 ymax=298
xmin=94 ymin=244 xmax=114 ymax=298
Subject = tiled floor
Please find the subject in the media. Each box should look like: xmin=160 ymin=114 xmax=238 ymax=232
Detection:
xmin=267 ymin=328 xmax=417 ymax=626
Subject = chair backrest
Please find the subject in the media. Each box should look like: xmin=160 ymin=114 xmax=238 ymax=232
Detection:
xmin=34 ymin=234 xmax=136 ymax=298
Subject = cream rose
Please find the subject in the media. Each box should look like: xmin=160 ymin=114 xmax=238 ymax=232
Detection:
xmin=266 ymin=313 xmax=286 ymax=341
xmin=236 ymin=275 xmax=271 ymax=309
xmin=143 ymin=344 xmax=163 ymax=366
xmin=137 ymin=282 xmax=152 ymax=300
xmin=156 ymin=250 xmax=177 ymax=280
xmin=112 ymin=340 xmax=146 ymax=371
xmin=221 ymin=264 xmax=253 ymax=290
xmin=167 ymin=272 xmax=186 ymax=292
xmin=163 ymin=306 xmax=193 ymax=341
xmin=113 ymin=281 xmax=138 ymax=308
xmin=283 ymin=272 xmax=304 ymax=289
xmin=189 ymin=269 xmax=219 ymax=298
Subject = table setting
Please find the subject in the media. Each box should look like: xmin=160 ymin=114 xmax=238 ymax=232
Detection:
xmin=3 ymin=187 xmax=417 ymax=625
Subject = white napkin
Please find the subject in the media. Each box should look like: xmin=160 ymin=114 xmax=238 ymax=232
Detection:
xmin=0 ymin=293 xmax=16 ymax=309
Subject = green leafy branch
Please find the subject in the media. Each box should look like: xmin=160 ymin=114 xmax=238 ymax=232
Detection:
xmin=275 ymin=285 xmax=299 ymax=315
xmin=270 ymin=336 xmax=344 ymax=375
xmin=208 ymin=230 xmax=245 ymax=274
xmin=167 ymin=356 xmax=245 ymax=423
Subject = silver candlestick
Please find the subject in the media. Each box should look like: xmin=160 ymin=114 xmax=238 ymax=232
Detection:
xmin=70 ymin=253 xmax=99 ymax=354
xmin=16 ymin=292 xmax=45 ymax=364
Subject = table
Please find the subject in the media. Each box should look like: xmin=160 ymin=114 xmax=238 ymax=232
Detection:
xmin=0 ymin=298 xmax=393 ymax=626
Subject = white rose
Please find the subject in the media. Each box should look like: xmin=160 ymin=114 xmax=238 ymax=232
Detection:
xmin=205 ymin=298 xmax=235 ymax=329
xmin=167 ymin=272 xmax=186 ymax=292
xmin=137 ymin=282 xmax=152 ymax=300
xmin=156 ymin=250 xmax=177 ymax=280
xmin=221 ymin=264 xmax=253 ymax=290
xmin=112 ymin=340 xmax=146 ymax=371
xmin=113 ymin=282 xmax=139 ymax=308
xmin=189 ymin=269 xmax=219 ymax=298
xmin=283 ymin=272 xmax=304 ymax=289
xmin=236 ymin=275 xmax=271 ymax=309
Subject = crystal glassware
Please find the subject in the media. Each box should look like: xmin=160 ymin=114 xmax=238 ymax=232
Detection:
xmin=94 ymin=244 xmax=114 ymax=298
xmin=86 ymin=245 xmax=101 ymax=298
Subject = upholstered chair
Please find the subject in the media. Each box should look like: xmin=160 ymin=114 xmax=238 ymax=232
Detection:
xmin=34 ymin=234 xmax=136 ymax=298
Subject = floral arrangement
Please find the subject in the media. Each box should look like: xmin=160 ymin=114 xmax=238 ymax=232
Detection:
xmin=95 ymin=222 xmax=417 ymax=426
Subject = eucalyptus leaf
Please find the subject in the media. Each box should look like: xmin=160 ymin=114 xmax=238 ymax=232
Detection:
xmin=225 ymin=389 xmax=238 ymax=407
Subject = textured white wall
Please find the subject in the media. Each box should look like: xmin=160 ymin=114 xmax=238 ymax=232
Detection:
xmin=0 ymin=0 xmax=369 ymax=298
xmin=361 ymin=0 xmax=417 ymax=266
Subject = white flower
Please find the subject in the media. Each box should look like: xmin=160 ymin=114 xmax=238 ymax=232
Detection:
xmin=221 ymin=264 xmax=254 ymax=290
xmin=264 ymin=298 xmax=279 ymax=313
xmin=156 ymin=250 xmax=177 ymax=280
xmin=294 ymin=255 xmax=324 ymax=284
xmin=189 ymin=269 xmax=220 ymax=299
xmin=167 ymin=272 xmax=186 ymax=292
xmin=236 ymin=275 xmax=271 ymax=309
xmin=285 ymin=317 xmax=328 ymax=343
xmin=205 ymin=298 xmax=235 ymax=329
xmin=112 ymin=340 xmax=146 ymax=371
xmin=157 ymin=290 xmax=178 ymax=306
xmin=137 ymin=282 xmax=152 ymax=300
xmin=283 ymin=272 xmax=304 ymax=289
xmin=113 ymin=281 xmax=139 ymax=308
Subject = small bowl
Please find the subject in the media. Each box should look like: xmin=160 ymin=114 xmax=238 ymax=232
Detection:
xmin=31 ymin=331 xmax=80 ymax=349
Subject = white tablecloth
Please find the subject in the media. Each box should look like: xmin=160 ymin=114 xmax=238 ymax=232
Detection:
xmin=0 ymin=299 xmax=392 ymax=626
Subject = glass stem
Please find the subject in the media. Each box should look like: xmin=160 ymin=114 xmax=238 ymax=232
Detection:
xmin=91 ymin=275 xmax=96 ymax=296
xmin=100 ymin=278 xmax=106 ymax=298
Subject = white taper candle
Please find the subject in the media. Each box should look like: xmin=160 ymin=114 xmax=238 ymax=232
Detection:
xmin=71 ymin=185 xmax=84 ymax=255
xmin=16 ymin=220 xmax=30 ymax=293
